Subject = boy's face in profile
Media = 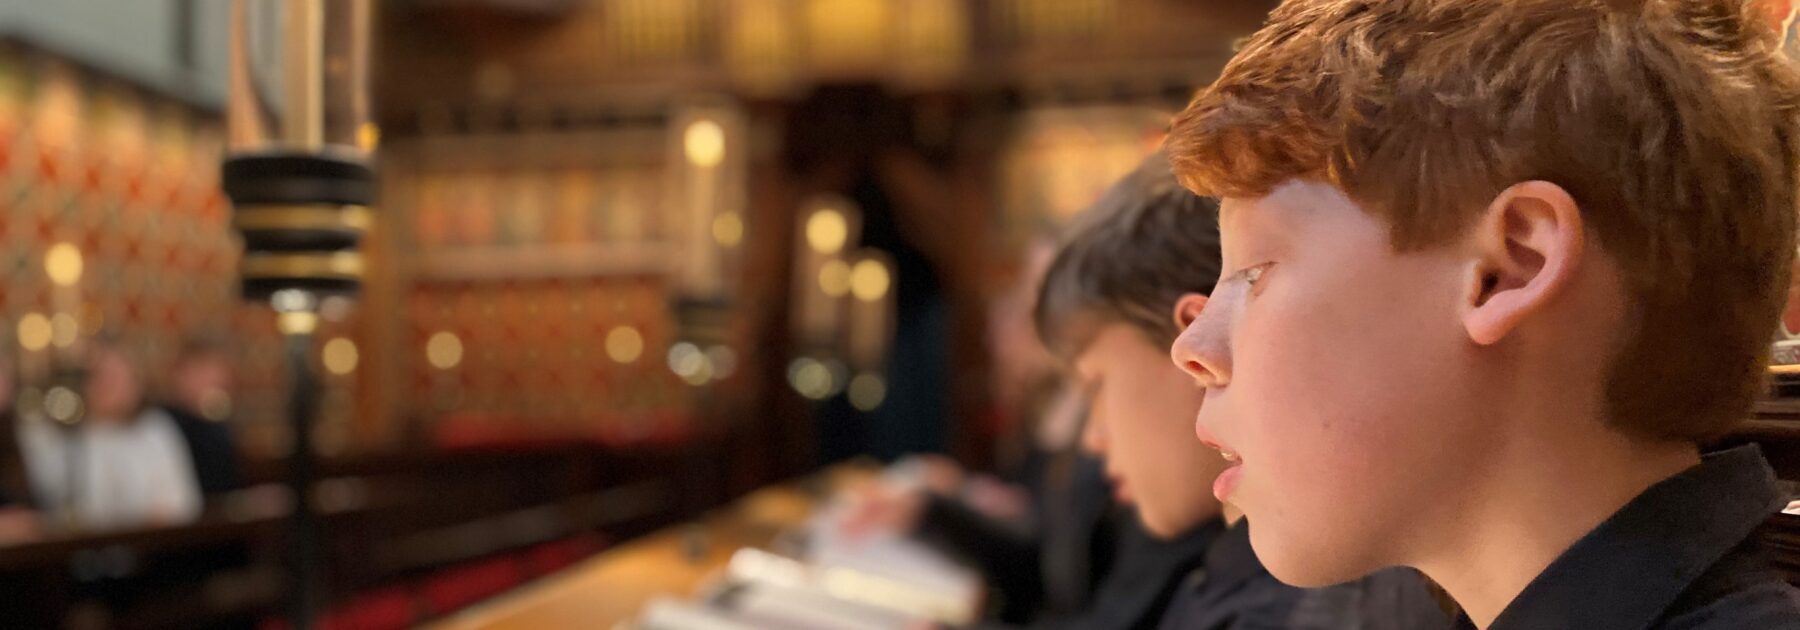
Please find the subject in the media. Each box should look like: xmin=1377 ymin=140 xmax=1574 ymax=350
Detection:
xmin=1172 ymin=180 xmax=1494 ymax=587
xmin=1074 ymin=324 xmax=1224 ymax=539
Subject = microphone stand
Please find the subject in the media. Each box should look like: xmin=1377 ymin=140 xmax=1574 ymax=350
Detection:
xmin=272 ymin=290 xmax=324 ymax=630
xmin=223 ymin=3 xmax=374 ymax=627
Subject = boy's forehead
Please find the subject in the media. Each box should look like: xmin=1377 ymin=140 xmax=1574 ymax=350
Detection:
xmin=1219 ymin=180 xmax=1358 ymax=238
xmin=1216 ymin=192 xmax=1288 ymax=251
xmin=1215 ymin=198 xmax=1260 ymax=262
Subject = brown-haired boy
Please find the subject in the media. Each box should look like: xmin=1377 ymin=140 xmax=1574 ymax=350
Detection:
xmin=1166 ymin=0 xmax=1800 ymax=627
xmin=1028 ymin=153 xmax=1449 ymax=629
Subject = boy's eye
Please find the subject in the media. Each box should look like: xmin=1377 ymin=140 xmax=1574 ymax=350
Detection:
xmin=1244 ymin=265 xmax=1266 ymax=286
xmin=1236 ymin=262 xmax=1274 ymax=294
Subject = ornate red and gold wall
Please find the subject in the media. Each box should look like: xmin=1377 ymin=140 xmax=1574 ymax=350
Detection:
xmin=0 ymin=43 xmax=306 ymax=457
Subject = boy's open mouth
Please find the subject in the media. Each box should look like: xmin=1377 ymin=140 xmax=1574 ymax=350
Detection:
xmin=1195 ymin=426 xmax=1244 ymax=502
xmin=1194 ymin=426 xmax=1239 ymax=464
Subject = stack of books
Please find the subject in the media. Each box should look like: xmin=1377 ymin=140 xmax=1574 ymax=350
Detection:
xmin=632 ymin=496 xmax=983 ymax=629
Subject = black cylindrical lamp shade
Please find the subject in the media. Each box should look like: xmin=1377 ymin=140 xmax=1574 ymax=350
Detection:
xmin=222 ymin=150 xmax=376 ymax=300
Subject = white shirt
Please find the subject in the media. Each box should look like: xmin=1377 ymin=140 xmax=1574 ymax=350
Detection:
xmin=17 ymin=408 xmax=203 ymax=530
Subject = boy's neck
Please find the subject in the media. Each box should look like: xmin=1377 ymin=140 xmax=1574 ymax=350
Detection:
xmin=1417 ymin=419 xmax=1700 ymax=628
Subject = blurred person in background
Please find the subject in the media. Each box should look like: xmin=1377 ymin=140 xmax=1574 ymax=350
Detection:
xmin=841 ymin=234 xmax=1120 ymax=624
xmin=159 ymin=336 xmax=245 ymax=498
xmin=906 ymin=153 xmax=1449 ymax=630
xmin=0 ymin=358 xmax=41 ymax=543
xmin=17 ymin=339 xmax=202 ymax=530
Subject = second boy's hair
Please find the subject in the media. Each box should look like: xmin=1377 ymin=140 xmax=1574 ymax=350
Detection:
xmin=1166 ymin=0 xmax=1800 ymax=440
xmin=1034 ymin=153 xmax=1223 ymax=358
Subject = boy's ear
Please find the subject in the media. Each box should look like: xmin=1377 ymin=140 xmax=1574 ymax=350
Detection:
xmin=1462 ymin=180 xmax=1585 ymax=346
xmin=1172 ymin=293 xmax=1210 ymax=331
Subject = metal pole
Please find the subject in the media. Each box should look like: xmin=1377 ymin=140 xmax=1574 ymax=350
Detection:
xmin=275 ymin=293 xmax=321 ymax=630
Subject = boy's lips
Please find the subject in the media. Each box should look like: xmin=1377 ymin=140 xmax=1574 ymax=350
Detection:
xmin=1195 ymin=423 xmax=1244 ymax=501
xmin=1194 ymin=424 xmax=1238 ymax=461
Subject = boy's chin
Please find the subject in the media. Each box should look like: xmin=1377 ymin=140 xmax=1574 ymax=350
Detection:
xmin=1136 ymin=510 xmax=1180 ymax=540
xmin=1249 ymin=527 xmax=1378 ymax=588
xmin=1138 ymin=509 xmax=1207 ymax=541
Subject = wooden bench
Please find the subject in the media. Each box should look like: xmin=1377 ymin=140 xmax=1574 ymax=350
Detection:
xmin=0 ymin=441 xmax=705 ymax=629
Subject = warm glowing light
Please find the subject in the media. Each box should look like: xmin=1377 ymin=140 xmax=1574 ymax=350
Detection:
xmin=606 ymin=326 xmax=645 ymax=364
xmin=17 ymin=313 xmax=51 ymax=352
xmin=849 ymin=372 xmax=886 ymax=411
xmin=357 ymin=122 xmax=381 ymax=153
xmin=712 ymin=212 xmax=745 ymax=247
xmin=44 ymin=386 xmax=82 ymax=424
xmin=789 ymin=358 xmax=834 ymax=400
xmin=426 ymin=331 xmax=464 ymax=370
xmin=680 ymin=360 xmax=715 ymax=386
xmin=45 ymin=243 xmax=82 ymax=286
xmin=850 ymin=259 xmax=891 ymax=302
xmin=668 ymin=342 xmax=704 ymax=377
xmin=278 ymin=312 xmax=320 ymax=335
xmin=819 ymin=259 xmax=851 ymax=297
xmin=684 ymin=118 xmax=726 ymax=168
xmin=806 ymin=209 xmax=848 ymax=254
xmin=323 ymin=338 xmax=360 ymax=375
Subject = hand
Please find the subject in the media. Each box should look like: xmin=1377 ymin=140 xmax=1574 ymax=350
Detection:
xmin=837 ymin=482 xmax=927 ymax=541
xmin=963 ymin=476 xmax=1031 ymax=522
xmin=911 ymin=455 xmax=967 ymax=495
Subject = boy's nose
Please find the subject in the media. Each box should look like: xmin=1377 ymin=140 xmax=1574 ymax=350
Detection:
xmin=1171 ymin=309 xmax=1230 ymax=388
